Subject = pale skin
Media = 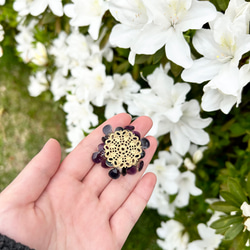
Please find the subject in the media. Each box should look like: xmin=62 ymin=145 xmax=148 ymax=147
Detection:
xmin=0 ymin=113 xmax=157 ymax=250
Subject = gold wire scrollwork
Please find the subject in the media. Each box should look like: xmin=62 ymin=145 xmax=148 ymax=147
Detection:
xmin=104 ymin=130 xmax=142 ymax=168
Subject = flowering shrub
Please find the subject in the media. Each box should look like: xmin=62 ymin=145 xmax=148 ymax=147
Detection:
xmin=0 ymin=0 xmax=250 ymax=249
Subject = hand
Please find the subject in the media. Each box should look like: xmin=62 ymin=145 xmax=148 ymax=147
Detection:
xmin=0 ymin=114 xmax=157 ymax=250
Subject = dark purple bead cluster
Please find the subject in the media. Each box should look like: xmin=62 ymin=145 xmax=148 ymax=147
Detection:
xmin=92 ymin=124 xmax=150 ymax=179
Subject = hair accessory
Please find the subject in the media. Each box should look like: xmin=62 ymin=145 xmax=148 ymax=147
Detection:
xmin=92 ymin=124 xmax=150 ymax=179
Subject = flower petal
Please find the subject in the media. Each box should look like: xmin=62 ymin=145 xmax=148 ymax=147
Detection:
xmin=207 ymin=63 xmax=240 ymax=96
xmin=201 ymin=88 xmax=237 ymax=114
xmin=192 ymin=29 xmax=221 ymax=59
xmin=241 ymin=201 xmax=250 ymax=217
xmin=170 ymin=126 xmax=190 ymax=155
xmin=109 ymin=0 xmax=148 ymax=27
xmin=131 ymin=23 xmax=168 ymax=55
xmin=30 ymin=0 xmax=47 ymax=16
xmin=179 ymin=0 xmax=216 ymax=31
xmin=165 ymin=28 xmax=193 ymax=68
xmin=181 ymin=58 xmax=221 ymax=83
xmin=49 ymin=0 xmax=63 ymax=16
xmin=109 ymin=24 xmax=140 ymax=48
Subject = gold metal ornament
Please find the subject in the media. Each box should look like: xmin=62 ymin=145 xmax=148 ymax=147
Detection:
xmin=104 ymin=130 xmax=142 ymax=169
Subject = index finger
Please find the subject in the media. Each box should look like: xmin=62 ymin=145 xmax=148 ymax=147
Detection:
xmin=59 ymin=113 xmax=132 ymax=181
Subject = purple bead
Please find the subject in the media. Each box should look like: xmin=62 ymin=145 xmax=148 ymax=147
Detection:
xmin=101 ymin=159 xmax=109 ymax=168
xmin=92 ymin=151 xmax=103 ymax=163
xmin=105 ymin=160 xmax=113 ymax=167
xmin=122 ymin=167 xmax=127 ymax=176
xmin=98 ymin=143 xmax=105 ymax=151
xmin=102 ymin=135 xmax=109 ymax=142
xmin=138 ymin=161 xmax=144 ymax=171
xmin=141 ymin=138 xmax=150 ymax=149
xmin=115 ymin=126 xmax=123 ymax=131
xmin=133 ymin=130 xmax=141 ymax=139
xmin=124 ymin=125 xmax=135 ymax=131
xmin=127 ymin=165 xmax=137 ymax=175
xmin=140 ymin=149 xmax=145 ymax=159
xmin=109 ymin=168 xmax=120 ymax=179
xmin=103 ymin=124 xmax=112 ymax=135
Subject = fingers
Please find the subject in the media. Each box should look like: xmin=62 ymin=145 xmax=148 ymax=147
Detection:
xmin=59 ymin=113 xmax=132 ymax=181
xmin=99 ymin=134 xmax=157 ymax=216
xmin=2 ymin=139 xmax=61 ymax=205
xmin=110 ymin=173 xmax=157 ymax=248
xmin=83 ymin=116 xmax=155 ymax=196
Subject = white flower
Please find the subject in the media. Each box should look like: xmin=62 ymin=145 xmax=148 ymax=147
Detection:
xmin=0 ymin=25 xmax=4 ymax=57
xmin=0 ymin=25 xmax=4 ymax=42
xmin=0 ymin=0 xmax=5 ymax=5
xmin=75 ymin=63 xmax=114 ymax=107
xmin=167 ymin=99 xmax=212 ymax=155
xmin=63 ymin=93 xmax=98 ymax=132
xmin=241 ymin=201 xmax=250 ymax=217
xmin=65 ymin=30 xmax=92 ymax=69
xmin=14 ymin=0 xmax=63 ymax=16
xmin=49 ymin=31 xmax=70 ymax=76
xmin=187 ymin=223 xmax=223 ymax=250
xmin=244 ymin=218 xmax=250 ymax=232
xmin=30 ymin=42 xmax=48 ymax=66
xmin=146 ymin=149 xmax=182 ymax=217
xmin=128 ymin=66 xmax=212 ymax=155
xmin=64 ymin=0 xmax=108 ymax=40
xmin=225 ymin=0 xmax=250 ymax=32
xmin=147 ymin=150 xmax=183 ymax=195
xmin=50 ymin=69 xmax=70 ymax=101
xmin=28 ymin=70 xmax=49 ymax=97
xmin=174 ymin=171 xmax=202 ymax=207
xmin=128 ymin=65 xmax=190 ymax=136
xmin=109 ymin=0 xmax=150 ymax=65
xmin=184 ymin=144 xmax=207 ymax=170
xmin=66 ymin=125 xmax=85 ymax=152
xmin=15 ymin=20 xmax=37 ymax=63
xmin=31 ymin=0 xmax=63 ymax=16
xmin=104 ymin=73 xmax=140 ymax=118
xmin=147 ymin=184 xmax=176 ymax=217
xmin=109 ymin=0 xmax=216 ymax=67
xmin=13 ymin=0 xmax=33 ymax=16
xmin=157 ymin=219 xmax=189 ymax=250
xmin=50 ymin=29 xmax=109 ymax=75
xmin=182 ymin=8 xmax=250 ymax=113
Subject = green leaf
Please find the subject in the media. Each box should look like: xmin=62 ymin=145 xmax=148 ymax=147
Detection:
xmin=230 ymin=123 xmax=246 ymax=137
xmin=220 ymin=191 xmax=243 ymax=207
xmin=153 ymin=46 xmax=165 ymax=64
xmin=228 ymin=178 xmax=248 ymax=205
xmin=170 ymin=61 xmax=183 ymax=77
xmin=232 ymin=230 xmax=250 ymax=250
xmin=135 ymin=54 xmax=151 ymax=64
xmin=246 ymin=172 xmax=250 ymax=198
xmin=141 ymin=65 xmax=159 ymax=78
xmin=224 ymin=223 xmax=244 ymax=241
xmin=210 ymin=215 xmax=242 ymax=230
xmin=216 ymin=0 xmax=230 ymax=11
xmin=210 ymin=201 xmax=240 ymax=213
xmin=113 ymin=61 xmax=130 ymax=74
xmin=215 ymin=227 xmax=229 ymax=235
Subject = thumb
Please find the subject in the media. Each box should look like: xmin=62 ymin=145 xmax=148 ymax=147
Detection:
xmin=2 ymin=139 xmax=61 ymax=205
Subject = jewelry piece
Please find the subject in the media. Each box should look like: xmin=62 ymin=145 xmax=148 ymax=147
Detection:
xmin=92 ymin=124 xmax=150 ymax=179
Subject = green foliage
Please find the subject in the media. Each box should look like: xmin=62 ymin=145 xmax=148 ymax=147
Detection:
xmin=122 ymin=209 xmax=162 ymax=250
xmin=209 ymin=0 xmax=230 ymax=11
xmin=0 ymin=44 xmax=67 ymax=191
xmin=210 ymin=174 xmax=250 ymax=246
xmin=0 ymin=1 xmax=250 ymax=249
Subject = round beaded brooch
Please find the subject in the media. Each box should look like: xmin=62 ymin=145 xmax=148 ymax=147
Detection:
xmin=92 ymin=124 xmax=150 ymax=179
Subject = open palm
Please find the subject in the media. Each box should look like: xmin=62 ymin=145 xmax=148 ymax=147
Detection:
xmin=0 ymin=114 xmax=157 ymax=250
